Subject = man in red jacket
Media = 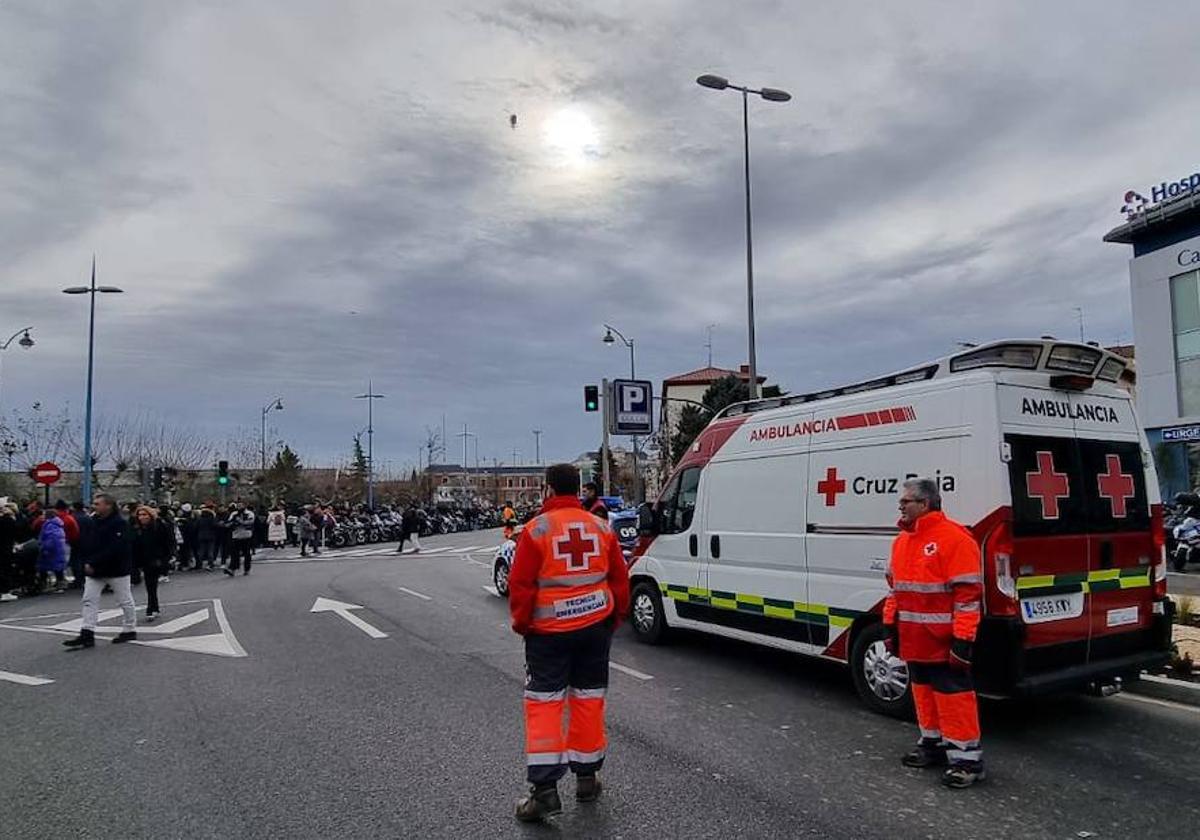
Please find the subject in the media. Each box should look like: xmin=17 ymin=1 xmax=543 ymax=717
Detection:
xmin=508 ymin=463 xmax=630 ymax=822
xmin=883 ymin=477 xmax=985 ymax=789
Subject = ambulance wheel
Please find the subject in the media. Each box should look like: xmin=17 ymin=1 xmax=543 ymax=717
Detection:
xmin=850 ymin=623 xmax=913 ymax=719
xmin=493 ymin=557 xmax=510 ymax=597
xmin=631 ymin=582 xmax=667 ymax=644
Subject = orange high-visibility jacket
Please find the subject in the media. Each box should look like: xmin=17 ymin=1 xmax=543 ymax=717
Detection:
xmin=882 ymin=510 xmax=983 ymax=663
xmin=509 ymin=496 xmax=630 ymax=635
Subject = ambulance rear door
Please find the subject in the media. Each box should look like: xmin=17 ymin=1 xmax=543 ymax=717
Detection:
xmin=999 ymin=383 xmax=1153 ymax=671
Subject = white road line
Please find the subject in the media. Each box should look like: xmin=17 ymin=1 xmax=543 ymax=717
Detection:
xmin=1115 ymin=692 xmax=1200 ymax=715
xmin=398 ymin=586 xmax=432 ymax=601
xmin=0 ymin=670 xmax=54 ymax=687
xmin=482 ymin=585 xmax=501 ymax=598
xmin=611 ymin=662 xmax=654 ymax=681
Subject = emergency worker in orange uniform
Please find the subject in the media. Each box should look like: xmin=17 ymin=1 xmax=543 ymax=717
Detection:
xmin=883 ymin=477 xmax=985 ymax=789
xmin=508 ymin=463 xmax=631 ymax=822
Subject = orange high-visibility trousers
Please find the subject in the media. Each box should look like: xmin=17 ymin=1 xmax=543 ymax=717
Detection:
xmin=523 ymin=620 xmax=613 ymax=785
xmin=909 ymin=662 xmax=982 ymax=767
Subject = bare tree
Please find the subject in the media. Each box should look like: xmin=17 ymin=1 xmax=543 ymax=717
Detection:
xmin=220 ymin=425 xmax=262 ymax=470
xmin=9 ymin=402 xmax=75 ymax=471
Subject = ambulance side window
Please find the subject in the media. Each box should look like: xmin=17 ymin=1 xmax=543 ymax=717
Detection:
xmin=663 ymin=467 xmax=701 ymax=534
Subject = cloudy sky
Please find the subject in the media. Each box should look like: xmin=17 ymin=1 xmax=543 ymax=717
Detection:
xmin=2 ymin=0 xmax=1199 ymax=473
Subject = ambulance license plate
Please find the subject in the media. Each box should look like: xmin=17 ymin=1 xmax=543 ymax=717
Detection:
xmin=1020 ymin=592 xmax=1084 ymax=624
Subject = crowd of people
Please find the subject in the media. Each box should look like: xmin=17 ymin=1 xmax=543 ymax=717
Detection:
xmin=0 ymin=496 xmax=537 ymax=604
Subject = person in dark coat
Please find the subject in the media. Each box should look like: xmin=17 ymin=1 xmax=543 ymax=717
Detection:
xmin=131 ymin=505 xmax=174 ymax=622
xmin=62 ymin=494 xmax=136 ymax=650
xmin=193 ymin=504 xmax=219 ymax=571
xmin=1 ymin=502 xmax=19 ymax=601
xmin=395 ymin=505 xmax=423 ymax=554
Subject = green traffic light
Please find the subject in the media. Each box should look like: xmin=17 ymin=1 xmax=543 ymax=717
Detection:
xmin=217 ymin=476 xmax=229 ymax=485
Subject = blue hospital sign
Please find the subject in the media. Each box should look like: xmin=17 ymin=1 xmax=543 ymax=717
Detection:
xmin=611 ymin=379 xmax=653 ymax=435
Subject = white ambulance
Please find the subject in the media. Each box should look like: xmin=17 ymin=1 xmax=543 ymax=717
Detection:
xmin=630 ymin=339 xmax=1175 ymax=717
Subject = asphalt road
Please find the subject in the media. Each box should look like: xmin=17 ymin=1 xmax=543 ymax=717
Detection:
xmin=3 ymin=528 xmax=1199 ymax=840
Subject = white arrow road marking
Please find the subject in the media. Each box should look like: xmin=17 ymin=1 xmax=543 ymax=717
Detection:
xmin=398 ymin=586 xmax=432 ymax=601
xmin=310 ymin=596 xmax=388 ymax=638
xmin=0 ymin=599 xmax=247 ymax=658
xmin=48 ymin=609 xmax=124 ymax=632
xmin=611 ymin=662 xmax=654 ymax=681
xmin=135 ymin=608 xmax=210 ymax=635
xmin=482 ymin=585 xmax=501 ymax=598
xmin=0 ymin=669 xmax=54 ymax=686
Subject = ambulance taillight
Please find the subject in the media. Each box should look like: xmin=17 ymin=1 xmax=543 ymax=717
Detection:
xmin=1151 ymin=503 xmax=1168 ymax=599
xmin=985 ymin=518 xmax=1018 ymax=617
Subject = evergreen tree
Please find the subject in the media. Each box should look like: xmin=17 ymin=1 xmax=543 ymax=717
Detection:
xmin=670 ymin=375 xmax=783 ymax=464
xmin=351 ymin=434 xmax=369 ymax=481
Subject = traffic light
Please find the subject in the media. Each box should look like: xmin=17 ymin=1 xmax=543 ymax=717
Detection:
xmin=584 ymin=385 xmax=599 ymax=412
xmin=217 ymin=460 xmax=230 ymax=486
xmin=152 ymin=467 xmax=163 ymax=491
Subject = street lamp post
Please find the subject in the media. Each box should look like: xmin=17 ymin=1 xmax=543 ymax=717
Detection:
xmin=602 ymin=323 xmax=640 ymax=503
xmin=63 ymin=256 xmax=124 ymax=503
xmin=354 ymin=382 xmax=385 ymax=509
xmin=260 ymin=397 xmax=284 ymax=471
xmin=532 ymin=429 xmax=543 ymax=465
xmin=696 ymin=73 xmax=791 ymax=401
xmin=0 ymin=326 xmax=35 ymax=421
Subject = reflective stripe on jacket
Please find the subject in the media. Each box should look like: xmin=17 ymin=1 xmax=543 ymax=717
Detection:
xmin=882 ymin=510 xmax=983 ymax=663
xmin=509 ymin=495 xmax=631 ymax=635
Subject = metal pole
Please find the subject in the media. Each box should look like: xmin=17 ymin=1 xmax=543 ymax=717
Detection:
xmin=629 ymin=340 xmax=639 ymax=504
xmin=367 ymin=384 xmax=375 ymax=510
xmin=261 ymin=408 xmax=267 ymax=472
xmin=742 ymin=89 xmax=759 ymax=401
xmin=601 ymin=377 xmax=611 ymax=496
xmin=82 ymin=257 xmax=97 ymax=503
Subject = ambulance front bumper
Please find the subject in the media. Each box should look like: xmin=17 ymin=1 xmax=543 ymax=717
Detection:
xmin=974 ymin=601 xmax=1174 ymax=698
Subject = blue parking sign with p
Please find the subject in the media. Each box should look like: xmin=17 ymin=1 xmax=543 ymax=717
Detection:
xmin=611 ymin=379 xmax=653 ymax=435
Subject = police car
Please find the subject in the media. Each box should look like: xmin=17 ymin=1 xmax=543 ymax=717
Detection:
xmin=491 ymin=504 xmax=639 ymax=597
xmin=629 ymin=339 xmax=1174 ymax=717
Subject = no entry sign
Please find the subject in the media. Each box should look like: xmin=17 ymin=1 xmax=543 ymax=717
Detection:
xmin=32 ymin=461 xmax=62 ymax=485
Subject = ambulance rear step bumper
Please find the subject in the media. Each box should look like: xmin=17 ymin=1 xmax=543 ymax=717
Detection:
xmin=1007 ymin=650 xmax=1171 ymax=697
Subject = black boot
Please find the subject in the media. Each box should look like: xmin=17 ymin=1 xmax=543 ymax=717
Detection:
xmin=902 ymin=740 xmax=948 ymax=769
xmin=112 ymin=631 xmax=138 ymax=644
xmin=575 ymin=774 xmax=602 ymax=802
xmin=515 ymin=784 xmax=562 ymax=822
xmin=943 ymin=763 xmax=986 ymax=789
xmin=63 ymin=628 xmax=95 ymax=650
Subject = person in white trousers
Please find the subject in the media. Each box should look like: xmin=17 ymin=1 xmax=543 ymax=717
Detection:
xmin=62 ymin=494 xmax=136 ymax=650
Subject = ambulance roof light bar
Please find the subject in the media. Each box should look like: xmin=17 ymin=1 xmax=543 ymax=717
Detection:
xmin=717 ymin=339 xmax=1129 ymax=420
xmin=720 ymin=364 xmax=939 ymax=418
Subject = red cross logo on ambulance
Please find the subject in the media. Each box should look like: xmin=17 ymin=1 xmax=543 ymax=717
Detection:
xmin=1097 ymin=454 xmax=1135 ymax=518
xmin=1025 ymin=451 xmax=1070 ymax=519
xmin=816 ymin=467 xmax=847 ymax=507
xmin=554 ymin=523 xmax=601 ymax=572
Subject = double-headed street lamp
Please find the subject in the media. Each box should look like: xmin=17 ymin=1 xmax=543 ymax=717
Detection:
xmin=261 ymin=397 xmax=284 ymax=470
xmin=354 ymin=382 xmax=385 ymax=510
xmin=0 ymin=326 xmax=35 ymax=419
xmin=696 ymin=73 xmax=791 ymax=401
xmin=602 ymin=323 xmax=641 ymax=503
xmin=2 ymin=438 xmax=28 ymax=472
xmin=63 ymin=257 xmax=124 ymax=503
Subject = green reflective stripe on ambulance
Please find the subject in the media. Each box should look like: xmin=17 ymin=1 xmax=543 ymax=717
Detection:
xmin=655 ymin=583 xmax=863 ymax=628
xmin=1017 ymin=568 xmax=1153 ymax=597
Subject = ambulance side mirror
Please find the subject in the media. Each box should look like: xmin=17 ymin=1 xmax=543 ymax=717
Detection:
xmin=637 ymin=502 xmax=659 ymax=537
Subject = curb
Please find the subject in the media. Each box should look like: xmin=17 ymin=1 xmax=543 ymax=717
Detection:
xmin=1126 ymin=673 xmax=1200 ymax=707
